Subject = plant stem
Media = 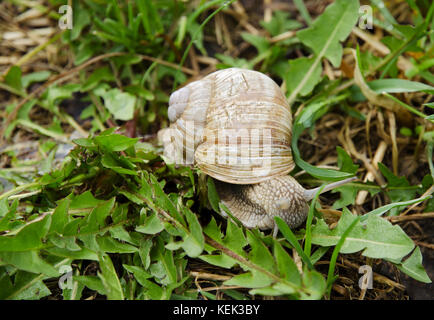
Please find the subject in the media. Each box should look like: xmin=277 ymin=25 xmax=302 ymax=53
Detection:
xmin=0 ymin=182 xmax=40 ymax=201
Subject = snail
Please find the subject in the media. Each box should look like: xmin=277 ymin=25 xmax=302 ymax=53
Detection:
xmin=159 ymin=68 xmax=355 ymax=234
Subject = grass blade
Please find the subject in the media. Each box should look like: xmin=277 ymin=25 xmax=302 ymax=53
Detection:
xmin=275 ymin=216 xmax=314 ymax=270
xmin=304 ymin=185 xmax=324 ymax=258
xmin=325 ymin=213 xmax=360 ymax=297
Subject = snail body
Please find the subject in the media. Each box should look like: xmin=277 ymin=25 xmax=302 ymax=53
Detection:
xmin=161 ymin=68 xmax=354 ymax=231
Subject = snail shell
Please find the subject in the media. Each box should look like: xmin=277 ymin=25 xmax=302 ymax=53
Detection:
xmin=165 ymin=67 xmax=294 ymax=184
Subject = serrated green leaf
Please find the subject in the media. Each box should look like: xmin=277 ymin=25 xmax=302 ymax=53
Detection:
xmin=154 ymin=240 xmax=177 ymax=285
xmin=98 ymin=253 xmax=124 ymax=300
xmin=224 ymin=231 xmax=276 ymax=288
xmin=0 ymin=215 xmax=51 ymax=252
xmin=8 ymin=271 xmax=51 ymax=300
xmin=101 ymin=153 xmax=138 ymax=175
xmin=223 ymin=220 xmax=248 ymax=256
xmin=200 ymin=218 xmax=246 ymax=269
xmin=297 ymin=0 xmax=359 ymax=67
xmin=0 ymin=199 xmax=18 ymax=232
xmin=45 ymin=246 xmax=98 ymax=261
xmin=246 ymin=231 xmax=276 ymax=272
xmin=0 ymin=251 xmax=59 ymax=277
xmin=72 ymin=137 xmax=95 ymax=148
xmin=136 ymin=211 xmax=164 ymax=234
xmin=119 ymin=190 xmax=144 ymax=205
xmin=139 ymin=238 xmax=152 ymax=269
xmin=96 ymin=236 xmax=138 ymax=253
xmin=94 ymin=134 xmax=138 ymax=152
xmin=250 ymin=282 xmax=297 ymax=296
xmin=79 ymin=198 xmax=115 ymax=234
xmin=140 ymin=278 xmax=166 ymax=299
xmin=224 ymin=269 xmax=273 ymax=288
xmin=273 ymin=240 xmax=301 ymax=286
xmin=288 ymin=0 xmax=359 ymax=102
xmin=69 ymin=191 xmax=105 ymax=210
xmin=50 ymin=198 xmax=70 ymax=235
xmin=286 ymin=57 xmax=322 ymax=97
xmin=395 ymin=247 xmax=431 ymax=283
xmin=109 ymin=226 xmax=137 ymax=245
xmin=311 ymin=209 xmax=415 ymax=260
xmin=49 ymin=234 xmax=81 ymax=251
xmin=300 ymin=269 xmax=327 ymax=300
xmin=378 ymin=163 xmax=410 ymax=187
xmin=5 ymin=66 xmax=22 ymax=92
xmin=149 ymin=175 xmax=185 ymax=225
xmin=331 ymin=186 xmax=358 ymax=210
xmin=203 ymin=216 xmax=223 ymax=242
xmin=78 ymin=234 xmax=100 ymax=252
xmin=123 ymin=264 xmax=152 ymax=286
xmin=102 ymin=88 xmax=136 ymax=121
xmin=199 ymin=253 xmax=238 ymax=269
xmin=180 ymin=207 xmax=204 ymax=257
xmin=337 ymin=146 xmax=359 ymax=174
